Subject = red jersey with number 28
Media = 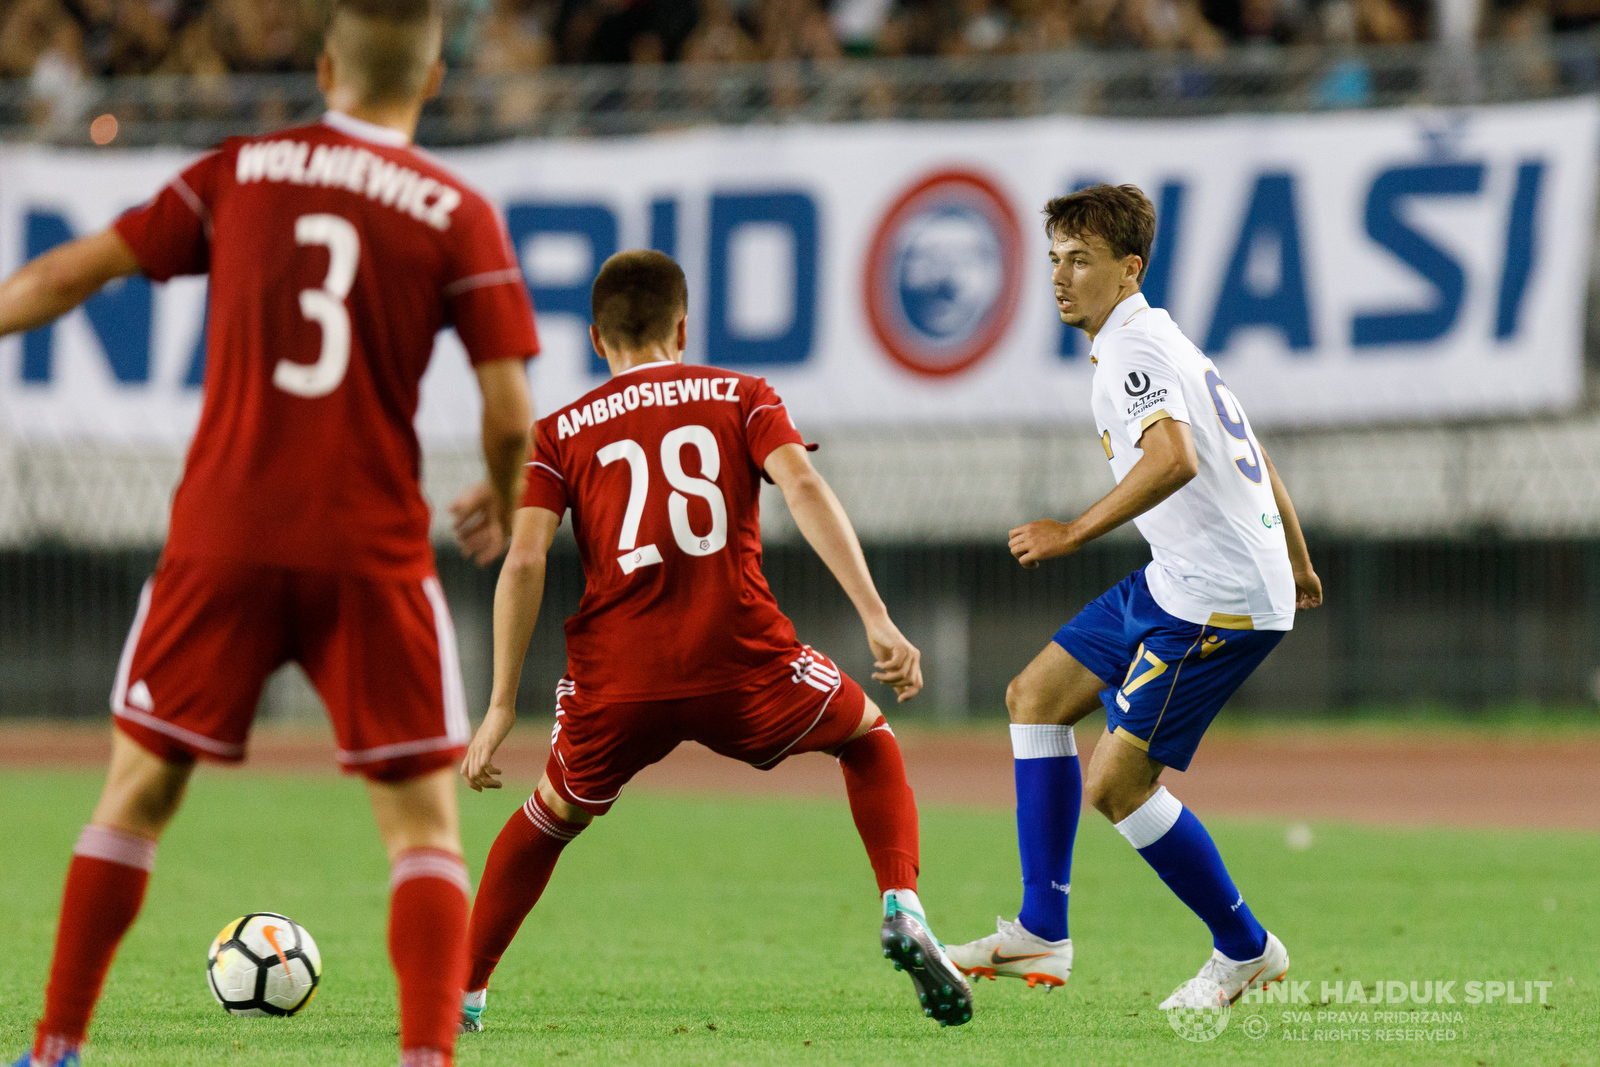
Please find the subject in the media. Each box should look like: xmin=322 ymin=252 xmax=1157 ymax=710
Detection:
xmin=521 ymin=362 xmax=812 ymax=701
xmin=112 ymin=111 xmax=539 ymax=579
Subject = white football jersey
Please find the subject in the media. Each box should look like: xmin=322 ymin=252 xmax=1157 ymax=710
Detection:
xmin=1087 ymin=293 xmax=1295 ymax=632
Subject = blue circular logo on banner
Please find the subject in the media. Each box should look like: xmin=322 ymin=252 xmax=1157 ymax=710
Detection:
xmin=866 ymin=171 xmax=1023 ymax=377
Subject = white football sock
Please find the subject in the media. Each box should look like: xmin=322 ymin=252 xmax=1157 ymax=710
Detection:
xmin=1009 ymin=723 xmax=1077 ymax=758
xmin=1114 ymin=785 xmax=1184 ymax=849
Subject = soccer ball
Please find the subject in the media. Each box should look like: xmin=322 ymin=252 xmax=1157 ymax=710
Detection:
xmin=206 ymin=912 xmax=322 ymax=1016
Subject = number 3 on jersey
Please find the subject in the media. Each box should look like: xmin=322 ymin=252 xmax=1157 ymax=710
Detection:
xmin=599 ymin=426 xmax=728 ymax=574
xmin=275 ymin=213 xmax=359 ymax=398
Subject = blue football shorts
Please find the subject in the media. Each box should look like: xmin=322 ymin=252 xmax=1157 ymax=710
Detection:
xmin=1052 ymin=567 xmax=1284 ymax=771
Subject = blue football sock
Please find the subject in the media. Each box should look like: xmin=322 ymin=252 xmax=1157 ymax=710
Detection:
xmin=1117 ymin=787 xmax=1267 ymax=961
xmin=1010 ymin=724 xmax=1080 ymax=943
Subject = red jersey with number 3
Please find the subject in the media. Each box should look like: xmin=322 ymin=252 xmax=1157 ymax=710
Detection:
xmin=521 ymin=362 xmax=812 ymax=700
xmin=112 ymin=111 xmax=539 ymax=579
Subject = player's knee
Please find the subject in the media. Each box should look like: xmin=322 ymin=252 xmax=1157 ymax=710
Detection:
xmin=95 ymin=738 xmax=194 ymax=837
xmin=844 ymin=696 xmax=884 ymax=744
xmin=1006 ymin=674 xmax=1051 ymax=724
xmin=367 ymin=767 xmax=462 ymax=859
xmin=1085 ymin=767 xmax=1158 ymax=824
xmin=537 ymin=777 xmax=594 ymax=826
xmin=1082 ymin=770 xmax=1119 ymax=820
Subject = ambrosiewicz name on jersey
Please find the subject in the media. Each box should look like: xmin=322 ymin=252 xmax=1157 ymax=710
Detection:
xmin=1088 ymin=293 xmax=1295 ymax=632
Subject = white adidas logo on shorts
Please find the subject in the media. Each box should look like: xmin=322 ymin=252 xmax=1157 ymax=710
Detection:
xmin=787 ymin=648 xmax=840 ymax=693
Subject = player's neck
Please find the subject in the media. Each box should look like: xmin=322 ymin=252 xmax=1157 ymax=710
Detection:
xmin=1083 ymin=284 xmax=1142 ymax=343
xmin=608 ymin=350 xmax=681 ymax=377
xmin=323 ymin=94 xmax=422 ymax=143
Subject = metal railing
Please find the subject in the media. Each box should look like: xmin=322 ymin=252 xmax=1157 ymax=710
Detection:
xmin=2 ymin=34 xmax=1599 ymax=147
xmin=6 ymin=538 xmax=1600 ymax=718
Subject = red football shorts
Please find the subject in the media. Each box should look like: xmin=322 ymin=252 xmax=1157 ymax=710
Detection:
xmin=110 ymin=556 xmax=470 ymax=781
xmin=544 ymin=646 xmax=867 ymax=815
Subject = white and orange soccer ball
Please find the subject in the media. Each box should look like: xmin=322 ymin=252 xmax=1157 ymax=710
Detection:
xmin=206 ymin=912 xmax=322 ymax=1017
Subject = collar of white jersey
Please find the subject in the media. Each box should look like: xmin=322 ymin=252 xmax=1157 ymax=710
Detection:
xmin=614 ymin=359 xmax=679 ymax=376
xmin=321 ymin=110 xmax=411 ymax=147
xmin=1089 ymin=292 xmax=1151 ymax=363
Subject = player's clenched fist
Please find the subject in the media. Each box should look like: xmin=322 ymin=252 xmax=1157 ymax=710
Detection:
xmin=1009 ymin=519 xmax=1078 ymax=569
xmin=867 ymin=620 xmax=923 ymax=702
xmin=450 ymin=482 xmax=509 ymax=566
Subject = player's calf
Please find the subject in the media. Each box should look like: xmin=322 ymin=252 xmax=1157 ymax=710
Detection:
xmin=462 ymin=783 xmax=590 ymax=1024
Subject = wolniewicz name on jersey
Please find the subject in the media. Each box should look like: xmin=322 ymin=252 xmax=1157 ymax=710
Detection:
xmin=1089 ymin=293 xmax=1296 ymax=632
xmin=522 ymin=362 xmax=812 ymax=702
xmin=234 ymin=139 xmax=463 ymax=231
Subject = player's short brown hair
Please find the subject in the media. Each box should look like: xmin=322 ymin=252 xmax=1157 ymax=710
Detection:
xmin=1042 ymin=184 xmax=1155 ymax=284
xmin=326 ymin=0 xmax=443 ymax=106
xmin=591 ymin=250 xmax=689 ymax=350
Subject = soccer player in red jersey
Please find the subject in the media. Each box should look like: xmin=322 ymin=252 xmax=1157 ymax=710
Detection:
xmin=455 ymin=250 xmax=974 ymax=1031
xmin=0 ymin=4 xmax=536 ymax=1066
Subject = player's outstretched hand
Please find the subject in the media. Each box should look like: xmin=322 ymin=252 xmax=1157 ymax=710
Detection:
xmin=867 ymin=620 xmax=923 ymax=703
xmin=1009 ymin=519 xmax=1078 ymax=569
xmin=450 ymin=482 xmax=508 ymax=566
xmin=1295 ymin=567 xmax=1324 ymax=609
xmin=461 ymin=704 xmax=516 ymax=792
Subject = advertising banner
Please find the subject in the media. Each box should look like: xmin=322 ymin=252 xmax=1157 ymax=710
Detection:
xmin=2 ymin=97 xmax=1595 ymax=444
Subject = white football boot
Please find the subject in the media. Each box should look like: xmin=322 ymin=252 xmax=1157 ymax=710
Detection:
xmin=458 ymin=987 xmax=487 ymax=1033
xmin=946 ymin=917 xmax=1072 ymax=990
xmin=1158 ymin=931 xmax=1290 ymax=1009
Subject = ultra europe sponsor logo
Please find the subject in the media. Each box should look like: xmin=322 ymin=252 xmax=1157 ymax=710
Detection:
xmin=864 ymin=169 xmax=1023 ymax=378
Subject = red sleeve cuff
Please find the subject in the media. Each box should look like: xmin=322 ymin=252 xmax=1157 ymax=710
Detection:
xmin=519 ymin=462 xmax=568 ymax=515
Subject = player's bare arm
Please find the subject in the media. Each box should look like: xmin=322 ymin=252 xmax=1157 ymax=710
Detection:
xmin=0 ymin=228 xmax=141 ymax=338
xmin=1263 ymin=448 xmax=1322 ymax=609
xmin=764 ymin=442 xmax=923 ymax=701
xmin=451 ymin=359 xmax=535 ymax=566
xmin=1009 ymin=415 xmax=1199 ymax=569
xmin=461 ymin=505 xmax=561 ymax=791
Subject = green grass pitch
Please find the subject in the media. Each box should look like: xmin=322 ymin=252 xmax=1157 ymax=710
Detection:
xmin=1 ymin=767 xmax=1595 ymax=1066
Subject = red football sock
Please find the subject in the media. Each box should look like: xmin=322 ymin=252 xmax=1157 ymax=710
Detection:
xmin=465 ymin=793 xmax=586 ymax=994
xmin=34 ymin=825 xmax=157 ymax=1062
xmin=837 ymin=718 xmax=920 ymax=893
xmin=389 ymin=848 xmax=471 ymax=1067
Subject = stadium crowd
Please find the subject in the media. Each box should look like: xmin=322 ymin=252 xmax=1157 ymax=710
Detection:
xmin=0 ymin=0 xmax=1588 ymax=81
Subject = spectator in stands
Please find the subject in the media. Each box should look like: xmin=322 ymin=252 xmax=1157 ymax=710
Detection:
xmin=475 ymin=0 xmax=554 ymax=69
xmin=683 ymin=0 xmax=761 ymax=61
xmin=1356 ymin=0 xmax=1417 ymax=40
xmin=210 ymin=0 xmax=318 ymax=73
xmin=20 ymin=7 xmax=92 ymax=130
xmin=1237 ymin=0 xmax=1306 ymax=43
xmin=157 ymin=5 xmax=231 ymax=78
xmin=832 ymin=0 xmax=895 ymax=53
xmin=753 ymin=0 xmax=841 ymax=60
xmin=877 ymin=0 xmax=954 ymax=57
xmin=1079 ymin=0 xmax=1223 ymax=52
xmin=1009 ymin=0 xmax=1079 ymax=53
xmin=1488 ymin=0 xmax=1557 ymax=91
xmin=473 ymin=0 xmax=552 ymax=127
xmin=1 ymin=0 xmax=73 ymax=80
xmin=105 ymin=1 xmax=174 ymax=75
xmin=1310 ymin=0 xmax=1374 ymax=105
xmin=943 ymin=0 xmax=1013 ymax=55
